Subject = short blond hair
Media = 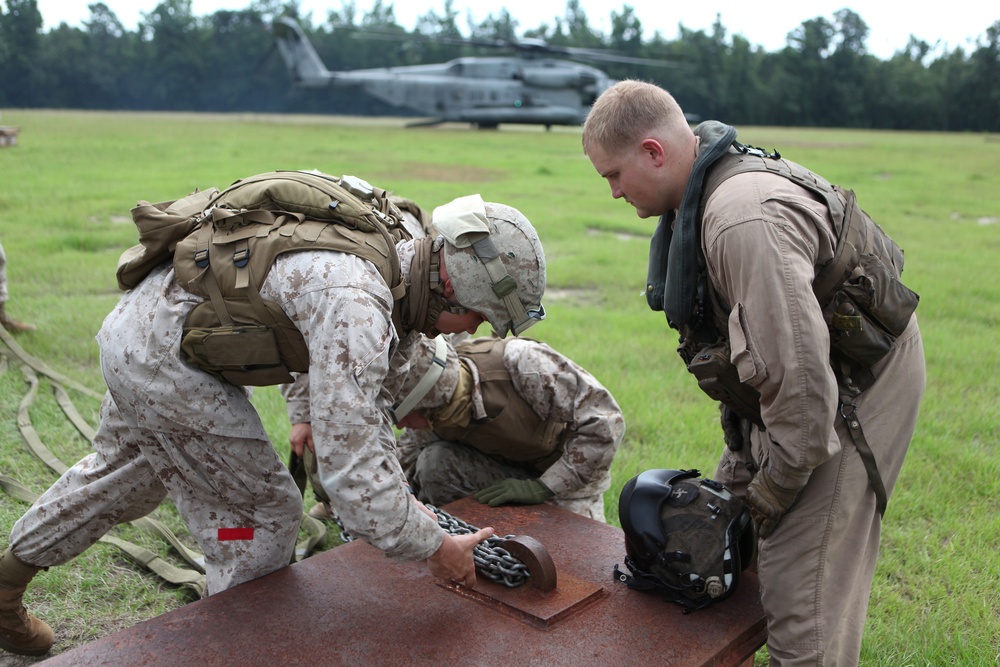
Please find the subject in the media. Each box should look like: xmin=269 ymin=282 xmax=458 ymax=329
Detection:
xmin=582 ymin=80 xmax=689 ymax=155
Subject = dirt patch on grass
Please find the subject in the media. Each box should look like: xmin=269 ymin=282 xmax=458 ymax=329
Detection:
xmin=587 ymin=227 xmax=648 ymax=241
xmin=375 ymin=161 xmax=503 ymax=183
xmin=545 ymin=287 xmax=601 ymax=305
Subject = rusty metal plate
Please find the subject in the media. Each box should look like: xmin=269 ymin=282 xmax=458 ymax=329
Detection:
xmin=41 ymin=497 xmax=766 ymax=667
xmin=438 ymin=568 xmax=606 ymax=630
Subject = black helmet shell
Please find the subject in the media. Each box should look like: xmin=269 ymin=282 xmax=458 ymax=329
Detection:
xmin=617 ymin=469 xmax=756 ymax=611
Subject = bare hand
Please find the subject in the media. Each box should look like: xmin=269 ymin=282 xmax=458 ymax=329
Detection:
xmin=289 ymin=422 xmax=314 ymax=456
xmin=426 ymin=528 xmax=494 ymax=587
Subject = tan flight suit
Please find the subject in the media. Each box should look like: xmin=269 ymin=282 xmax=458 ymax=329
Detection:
xmin=8 ymin=248 xmax=443 ymax=595
xmin=704 ymin=171 xmax=925 ymax=665
xmin=397 ymin=337 xmax=625 ymax=522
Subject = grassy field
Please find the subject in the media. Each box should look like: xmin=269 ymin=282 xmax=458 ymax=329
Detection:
xmin=0 ymin=110 xmax=998 ymax=666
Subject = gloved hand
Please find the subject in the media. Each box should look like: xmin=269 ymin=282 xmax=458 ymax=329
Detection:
xmin=474 ymin=478 xmax=554 ymax=507
xmin=746 ymin=466 xmax=801 ymax=539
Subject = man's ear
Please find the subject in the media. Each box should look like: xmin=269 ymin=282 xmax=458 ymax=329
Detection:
xmin=439 ymin=253 xmax=456 ymax=300
xmin=640 ymin=138 xmax=666 ymax=167
xmin=441 ymin=276 xmax=456 ymax=300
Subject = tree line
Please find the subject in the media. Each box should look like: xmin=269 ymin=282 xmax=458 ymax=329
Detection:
xmin=1 ymin=0 xmax=998 ymax=131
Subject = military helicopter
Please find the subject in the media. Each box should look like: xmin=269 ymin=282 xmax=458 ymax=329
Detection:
xmin=270 ymin=16 xmax=675 ymax=130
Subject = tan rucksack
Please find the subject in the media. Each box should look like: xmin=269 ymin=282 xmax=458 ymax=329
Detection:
xmin=117 ymin=170 xmax=418 ymax=386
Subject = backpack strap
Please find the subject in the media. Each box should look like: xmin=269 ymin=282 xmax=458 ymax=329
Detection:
xmin=389 ymin=335 xmax=449 ymax=423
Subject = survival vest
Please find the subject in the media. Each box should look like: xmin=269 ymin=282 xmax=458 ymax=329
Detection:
xmin=433 ymin=337 xmax=567 ymax=472
xmin=673 ymin=139 xmax=920 ymax=518
xmin=117 ymin=170 xmax=418 ymax=387
xmin=678 ymin=141 xmax=919 ymax=418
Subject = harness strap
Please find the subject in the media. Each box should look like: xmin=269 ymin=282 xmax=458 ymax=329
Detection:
xmin=840 ymin=401 xmax=888 ymax=517
xmin=195 ymin=222 xmax=235 ymax=327
xmin=390 ymin=335 xmax=448 ymax=423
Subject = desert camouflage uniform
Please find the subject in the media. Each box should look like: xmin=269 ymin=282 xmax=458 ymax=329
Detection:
xmin=398 ymin=337 xmax=625 ymax=522
xmin=9 ymin=248 xmax=442 ymax=594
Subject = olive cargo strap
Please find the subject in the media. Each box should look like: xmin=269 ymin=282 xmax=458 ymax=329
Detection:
xmin=389 ymin=334 xmax=449 ymax=423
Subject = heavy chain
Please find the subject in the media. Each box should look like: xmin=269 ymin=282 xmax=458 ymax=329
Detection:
xmin=331 ymin=504 xmax=530 ymax=588
xmin=428 ymin=504 xmax=531 ymax=588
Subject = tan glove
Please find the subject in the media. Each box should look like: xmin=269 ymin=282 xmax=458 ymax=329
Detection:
xmin=746 ymin=466 xmax=801 ymax=539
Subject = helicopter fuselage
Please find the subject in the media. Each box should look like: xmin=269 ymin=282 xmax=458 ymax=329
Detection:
xmin=271 ymin=17 xmax=616 ymax=128
xmin=328 ymin=57 xmax=612 ymax=127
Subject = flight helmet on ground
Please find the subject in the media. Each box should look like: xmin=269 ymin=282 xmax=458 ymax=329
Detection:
xmin=616 ymin=469 xmax=756 ymax=612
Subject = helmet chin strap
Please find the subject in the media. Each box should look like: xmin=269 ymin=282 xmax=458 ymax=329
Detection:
xmin=468 ymin=234 xmax=544 ymax=335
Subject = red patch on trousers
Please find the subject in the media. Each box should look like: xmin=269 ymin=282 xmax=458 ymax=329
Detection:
xmin=218 ymin=527 xmax=255 ymax=541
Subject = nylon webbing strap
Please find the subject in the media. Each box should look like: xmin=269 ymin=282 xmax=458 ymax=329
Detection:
xmin=14 ymin=364 xmax=70 ymax=475
xmin=470 ymin=236 xmax=532 ymax=332
xmin=0 ymin=325 xmax=103 ymax=400
xmin=841 ymin=402 xmax=888 ymax=517
xmin=202 ymin=225 xmax=235 ymax=327
xmin=390 ymin=335 xmax=448 ymax=422
xmin=0 ymin=331 xmax=326 ymax=600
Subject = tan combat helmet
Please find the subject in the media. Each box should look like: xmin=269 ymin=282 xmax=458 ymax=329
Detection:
xmin=434 ymin=195 xmax=546 ymax=338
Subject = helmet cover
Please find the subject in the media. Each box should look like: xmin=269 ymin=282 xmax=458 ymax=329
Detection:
xmin=434 ymin=195 xmax=545 ymax=338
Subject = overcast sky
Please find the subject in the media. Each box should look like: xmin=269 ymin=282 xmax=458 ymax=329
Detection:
xmin=33 ymin=0 xmax=998 ymax=60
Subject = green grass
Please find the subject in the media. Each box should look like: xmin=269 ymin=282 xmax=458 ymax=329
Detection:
xmin=1 ymin=110 xmax=998 ymax=665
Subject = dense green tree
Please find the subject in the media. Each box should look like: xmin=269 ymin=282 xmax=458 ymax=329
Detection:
xmin=957 ymin=21 xmax=1000 ymax=131
xmin=470 ymin=9 xmax=519 ymax=44
xmin=0 ymin=0 xmax=44 ymax=106
xmin=0 ymin=0 xmax=996 ymax=131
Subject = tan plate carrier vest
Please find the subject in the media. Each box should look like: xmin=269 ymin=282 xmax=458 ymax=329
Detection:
xmin=171 ymin=171 xmax=414 ymax=387
xmin=434 ymin=337 xmax=567 ymax=472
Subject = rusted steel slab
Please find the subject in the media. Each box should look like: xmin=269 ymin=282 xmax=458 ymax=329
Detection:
xmin=41 ymin=497 xmax=766 ymax=667
xmin=438 ymin=567 xmax=605 ymax=630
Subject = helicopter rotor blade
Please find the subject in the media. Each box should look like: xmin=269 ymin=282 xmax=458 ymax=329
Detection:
xmin=342 ymin=27 xmax=684 ymax=68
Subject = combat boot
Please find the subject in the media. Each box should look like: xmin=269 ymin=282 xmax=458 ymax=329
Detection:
xmin=0 ymin=304 xmax=35 ymax=333
xmin=0 ymin=548 xmax=54 ymax=656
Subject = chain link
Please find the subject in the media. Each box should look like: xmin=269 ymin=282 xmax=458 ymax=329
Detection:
xmin=428 ymin=504 xmax=531 ymax=588
xmin=330 ymin=504 xmax=530 ymax=588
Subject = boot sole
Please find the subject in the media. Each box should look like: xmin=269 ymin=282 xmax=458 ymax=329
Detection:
xmin=0 ymin=634 xmax=53 ymax=657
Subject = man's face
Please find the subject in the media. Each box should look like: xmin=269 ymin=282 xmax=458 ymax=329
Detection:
xmin=434 ymin=309 xmax=485 ymax=335
xmin=587 ymin=138 xmax=683 ymax=218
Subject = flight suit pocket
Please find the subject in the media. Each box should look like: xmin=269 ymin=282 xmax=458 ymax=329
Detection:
xmin=729 ymin=303 xmax=767 ymax=387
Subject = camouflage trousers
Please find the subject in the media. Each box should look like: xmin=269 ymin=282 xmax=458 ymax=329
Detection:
xmin=9 ymin=383 xmax=302 ymax=595
xmin=408 ymin=440 xmax=606 ymax=522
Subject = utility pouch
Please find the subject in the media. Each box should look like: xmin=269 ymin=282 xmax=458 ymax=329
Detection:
xmin=827 ymin=253 xmax=919 ymax=368
xmin=687 ymin=343 xmax=764 ymax=428
xmin=180 ymin=324 xmax=293 ymax=387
